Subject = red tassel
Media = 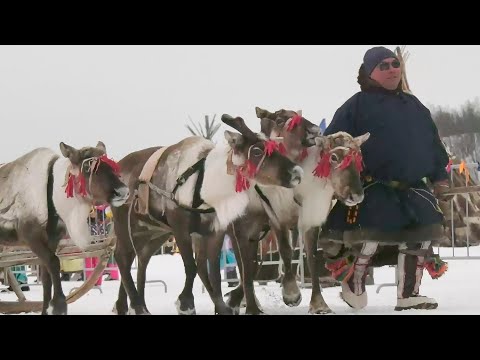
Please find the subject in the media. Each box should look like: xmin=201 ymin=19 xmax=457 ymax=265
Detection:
xmin=264 ymin=140 xmax=278 ymax=157
xmin=246 ymin=159 xmax=257 ymax=178
xmin=65 ymin=174 xmax=75 ymax=198
xmin=78 ymin=174 xmax=87 ymax=196
xmin=313 ymin=152 xmax=330 ymax=177
xmin=278 ymin=143 xmax=287 ymax=156
xmin=235 ymin=159 xmax=258 ymax=193
xmin=313 ymin=150 xmax=363 ymax=178
xmin=425 ymin=261 xmax=448 ymax=280
xmin=286 ymin=115 xmax=302 ymax=131
xmin=313 ymin=152 xmax=331 ymax=178
xmin=65 ymin=173 xmax=88 ymax=198
xmin=424 ymin=258 xmax=448 ymax=280
xmin=339 ymin=150 xmax=363 ymax=173
xmin=235 ymin=167 xmax=250 ymax=193
xmin=339 ymin=152 xmax=353 ymax=170
xmin=354 ymin=152 xmax=364 ymax=173
xmin=99 ymin=154 xmax=120 ymax=174
xmin=299 ymin=148 xmax=308 ymax=162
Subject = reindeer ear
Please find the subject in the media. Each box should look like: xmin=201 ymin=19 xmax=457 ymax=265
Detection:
xmin=314 ymin=136 xmax=330 ymax=151
xmin=255 ymin=107 xmax=273 ymax=119
xmin=59 ymin=142 xmax=80 ymax=164
xmin=224 ymin=130 xmax=245 ymax=151
xmin=353 ymin=132 xmax=370 ymax=147
xmin=260 ymin=118 xmax=276 ymax=137
xmin=96 ymin=141 xmax=107 ymax=154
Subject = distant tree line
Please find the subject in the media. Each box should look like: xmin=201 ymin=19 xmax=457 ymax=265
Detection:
xmin=430 ymin=98 xmax=480 ymax=137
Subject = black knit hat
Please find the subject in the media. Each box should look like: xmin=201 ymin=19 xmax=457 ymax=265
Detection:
xmin=363 ymin=46 xmax=398 ymax=75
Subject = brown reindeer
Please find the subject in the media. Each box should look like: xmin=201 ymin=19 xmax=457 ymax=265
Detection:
xmin=0 ymin=141 xmax=129 ymax=314
xmin=111 ymin=114 xmax=304 ymax=315
xmin=213 ymin=109 xmax=321 ymax=314
xmin=224 ymin=108 xmax=370 ymax=314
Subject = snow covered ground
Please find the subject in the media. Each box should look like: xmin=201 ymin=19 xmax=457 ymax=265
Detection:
xmin=1 ymin=246 xmax=480 ymax=315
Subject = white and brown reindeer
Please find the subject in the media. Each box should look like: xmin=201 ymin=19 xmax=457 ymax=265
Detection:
xmin=0 ymin=141 xmax=129 ymax=314
xmin=110 ymin=114 xmax=304 ymax=315
xmin=223 ymin=107 xmax=370 ymax=314
xmin=204 ymin=110 xmax=322 ymax=315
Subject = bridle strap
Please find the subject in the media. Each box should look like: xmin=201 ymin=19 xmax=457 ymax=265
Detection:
xmin=246 ymin=144 xmax=267 ymax=176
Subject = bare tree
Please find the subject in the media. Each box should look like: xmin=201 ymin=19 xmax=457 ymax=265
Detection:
xmin=431 ymin=98 xmax=480 ymax=137
xmin=185 ymin=114 xmax=221 ymax=141
xmin=395 ymin=45 xmax=412 ymax=94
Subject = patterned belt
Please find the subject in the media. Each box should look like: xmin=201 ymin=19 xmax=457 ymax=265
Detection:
xmin=363 ymin=176 xmax=410 ymax=190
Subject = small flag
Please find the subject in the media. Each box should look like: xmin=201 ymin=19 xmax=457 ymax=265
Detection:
xmin=319 ymin=118 xmax=327 ymax=134
xmin=446 ymin=159 xmax=453 ymax=173
xmin=459 ymin=160 xmax=470 ymax=185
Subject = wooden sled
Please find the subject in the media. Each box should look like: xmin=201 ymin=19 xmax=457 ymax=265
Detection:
xmin=0 ymin=230 xmax=116 ymax=314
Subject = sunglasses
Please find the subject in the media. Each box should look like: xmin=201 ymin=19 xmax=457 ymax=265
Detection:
xmin=378 ymin=59 xmax=401 ymax=71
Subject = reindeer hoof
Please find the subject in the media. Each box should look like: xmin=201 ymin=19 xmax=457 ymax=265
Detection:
xmin=215 ymin=304 xmax=236 ymax=315
xmin=245 ymin=307 xmax=265 ymax=315
xmin=112 ymin=302 xmax=128 ymax=315
xmin=128 ymin=305 xmax=151 ymax=315
xmin=308 ymin=305 xmax=334 ymax=315
xmin=283 ymin=291 xmax=302 ymax=307
xmin=47 ymin=299 xmax=67 ymax=315
xmin=175 ymin=299 xmax=196 ymax=315
xmin=225 ymin=288 xmax=244 ymax=309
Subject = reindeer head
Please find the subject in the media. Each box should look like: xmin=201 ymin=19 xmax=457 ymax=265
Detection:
xmin=221 ymin=114 xmax=303 ymax=191
xmin=59 ymin=141 xmax=130 ymax=207
xmin=255 ymin=107 xmax=321 ymax=162
xmin=313 ymin=131 xmax=370 ymax=206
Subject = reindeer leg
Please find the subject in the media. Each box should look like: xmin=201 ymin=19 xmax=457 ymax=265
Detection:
xmin=274 ymin=225 xmax=302 ymax=307
xmin=206 ymin=232 xmax=234 ymax=315
xmin=231 ymin=222 xmax=264 ymax=315
xmin=22 ymin=223 xmax=67 ymax=315
xmin=114 ymin=280 xmax=129 ymax=315
xmin=112 ymin=207 xmax=150 ymax=315
xmin=166 ymin=210 xmax=199 ymax=315
xmin=193 ymin=231 xmax=214 ymax=295
xmin=136 ymin=233 xmax=171 ymax=313
xmin=304 ymin=227 xmax=333 ymax=314
xmin=116 ymin=245 xmax=148 ymax=314
xmin=225 ymin=229 xmax=245 ymax=313
xmin=40 ymin=265 xmax=52 ymax=315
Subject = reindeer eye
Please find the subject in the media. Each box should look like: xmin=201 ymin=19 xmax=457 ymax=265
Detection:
xmin=252 ymin=147 xmax=264 ymax=157
xmin=330 ymin=153 xmax=339 ymax=163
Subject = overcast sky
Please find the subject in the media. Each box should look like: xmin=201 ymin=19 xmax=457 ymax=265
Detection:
xmin=0 ymin=45 xmax=478 ymax=163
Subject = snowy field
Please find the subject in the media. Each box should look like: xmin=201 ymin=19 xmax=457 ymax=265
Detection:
xmin=1 ymin=246 xmax=479 ymax=315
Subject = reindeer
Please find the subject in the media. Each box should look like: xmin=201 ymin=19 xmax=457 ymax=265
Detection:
xmin=223 ymin=108 xmax=370 ymax=314
xmin=188 ymin=111 xmax=317 ymax=315
xmin=111 ymin=114 xmax=303 ymax=315
xmin=0 ymin=141 xmax=129 ymax=314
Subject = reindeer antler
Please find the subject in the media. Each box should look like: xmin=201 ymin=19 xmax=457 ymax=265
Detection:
xmin=221 ymin=114 xmax=258 ymax=141
xmin=395 ymin=45 xmax=412 ymax=95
